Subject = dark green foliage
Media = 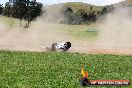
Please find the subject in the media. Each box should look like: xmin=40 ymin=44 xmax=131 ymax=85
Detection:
xmin=64 ymin=7 xmax=73 ymax=13
xmin=90 ymin=6 xmax=93 ymax=11
xmin=0 ymin=4 xmax=3 ymax=15
xmin=3 ymin=0 xmax=43 ymax=28
xmin=24 ymin=1 xmax=43 ymax=27
xmin=97 ymin=6 xmax=115 ymax=21
xmin=11 ymin=0 xmax=29 ymax=26
xmin=63 ymin=7 xmax=97 ymax=25
xmin=101 ymin=7 xmax=108 ymax=15
xmin=74 ymin=9 xmax=88 ymax=24
xmin=87 ymin=12 xmax=97 ymax=23
xmin=3 ymin=2 xmax=12 ymax=17
xmin=61 ymin=3 xmax=117 ymax=25
xmin=63 ymin=7 xmax=75 ymax=24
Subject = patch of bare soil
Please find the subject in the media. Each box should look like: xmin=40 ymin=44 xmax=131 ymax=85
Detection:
xmin=69 ymin=48 xmax=132 ymax=55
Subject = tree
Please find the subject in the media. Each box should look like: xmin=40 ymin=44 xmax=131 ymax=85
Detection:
xmin=90 ymin=6 xmax=93 ymax=11
xmin=12 ymin=0 xmax=29 ymax=25
xmin=3 ymin=0 xmax=43 ymax=28
xmin=75 ymin=9 xmax=88 ymax=24
xmin=87 ymin=11 xmax=97 ymax=23
xmin=3 ymin=2 xmax=12 ymax=17
xmin=63 ymin=7 xmax=75 ymax=24
xmin=24 ymin=1 xmax=43 ymax=27
xmin=0 ymin=4 xmax=3 ymax=15
xmin=64 ymin=7 xmax=73 ymax=13
xmin=101 ymin=7 xmax=108 ymax=15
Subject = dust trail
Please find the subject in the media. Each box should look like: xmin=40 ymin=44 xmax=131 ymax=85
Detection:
xmin=0 ymin=4 xmax=72 ymax=52
xmin=0 ymin=17 xmax=71 ymax=51
xmin=39 ymin=4 xmax=65 ymax=23
xmin=95 ymin=6 xmax=132 ymax=50
xmin=70 ymin=6 xmax=132 ymax=54
xmin=0 ymin=4 xmax=132 ymax=54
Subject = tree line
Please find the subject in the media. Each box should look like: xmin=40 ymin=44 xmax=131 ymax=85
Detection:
xmin=0 ymin=1 xmax=114 ymax=26
xmin=0 ymin=0 xmax=43 ymax=28
xmin=62 ymin=6 xmax=109 ymax=25
xmin=0 ymin=4 xmax=3 ymax=14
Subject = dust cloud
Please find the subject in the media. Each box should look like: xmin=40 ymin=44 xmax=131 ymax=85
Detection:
xmin=68 ymin=5 xmax=132 ymax=54
xmin=0 ymin=4 xmax=72 ymax=52
xmin=39 ymin=4 xmax=65 ymax=23
xmin=0 ymin=17 xmax=71 ymax=52
xmin=96 ymin=6 xmax=132 ymax=50
xmin=0 ymin=4 xmax=132 ymax=54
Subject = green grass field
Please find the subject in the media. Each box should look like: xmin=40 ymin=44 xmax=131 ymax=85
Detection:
xmin=0 ymin=51 xmax=131 ymax=88
xmin=0 ymin=17 xmax=17 ymax=27
xmin=63 ymin=24 xmax=98 ymax=40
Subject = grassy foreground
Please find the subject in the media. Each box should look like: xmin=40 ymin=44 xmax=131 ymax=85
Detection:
xmin=0 ymin=51 xmax=131 ymax=88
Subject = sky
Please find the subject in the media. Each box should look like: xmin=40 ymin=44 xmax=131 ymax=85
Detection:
xmin=0 ymin=0 xmax=125 ymax=6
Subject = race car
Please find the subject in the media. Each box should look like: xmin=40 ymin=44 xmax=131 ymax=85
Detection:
xmin=43 ymin=42 xmax=71 ymax=52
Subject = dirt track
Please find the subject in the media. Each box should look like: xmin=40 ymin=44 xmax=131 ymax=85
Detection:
xmin=69 ymin=48 xmax=132 ymax=55
xmin=1 ymin=5 xmax=132 ymax=55
xmin=1 ymin=7 xmax=132 ymax=55
xmin=0 ymin=22 xmax=132 ymax=55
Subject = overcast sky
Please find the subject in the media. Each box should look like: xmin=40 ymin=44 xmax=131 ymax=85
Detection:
xmin=0 ymin=0 xmax=125 ymax=6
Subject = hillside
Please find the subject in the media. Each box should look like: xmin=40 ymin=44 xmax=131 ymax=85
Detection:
xmin=42 ymin=1 xmax=132 ymax=24
xmin=44 ymin=0 xmax=132 ymax=12
xmin=45 ymin=2 xmax=103 ymax=14
xmin=64 ymin=2 xmax=103 ymax=13
xmin=126 ymin=0 xmax=132 ymax=3
xmin=115 ymin=0 xmax=132 ymax=6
